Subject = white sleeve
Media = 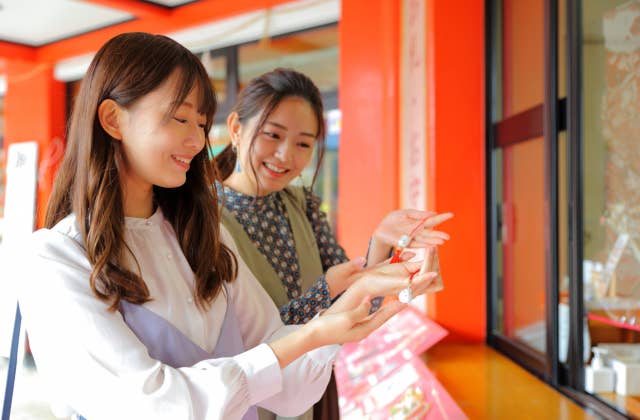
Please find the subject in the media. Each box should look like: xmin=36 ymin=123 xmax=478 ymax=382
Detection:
xmin=220 ymin=226 xmax=341 ymax=416
xmin=17 ymin=228 xmax=330 ymax=420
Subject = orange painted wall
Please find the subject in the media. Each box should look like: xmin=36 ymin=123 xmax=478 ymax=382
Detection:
xmin=426 ymin=0 xmax=486 ymax=342
xmin=338 ymin=0 xmax=399 ymax=257
xmin=4 ymin=61 xmax=65 ymax=229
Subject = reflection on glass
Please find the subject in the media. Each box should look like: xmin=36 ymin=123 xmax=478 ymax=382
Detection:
xmin=558 ymin=131 xmax=570 ymax=363
xmin=498 ymin=138 xmax=546 ymax=354
xmin=558 ymin=0 xmax=567 ymax=99
xmin=297 ymin=109 xmax=340 ymax=228
xmin=582 ymin=1 xmax=640 ymax=414
xmin=501 ymin=0 xmax=544 ymax=118
xmin=201 ymin=51 xmax=227 ymax=104
xmin=238 ymin=25 xmax=338 ymax=94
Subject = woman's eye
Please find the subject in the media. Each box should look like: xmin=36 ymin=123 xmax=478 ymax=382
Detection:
xmin=262 ymin=131 xmax=280 ymax=140
xmin=198 ymin=123 xmax=207 ymax=129
xmin=173 ymin=117 xmax=187 ymax=124
xmin=298 ymin=142 xmax=312 ymax=149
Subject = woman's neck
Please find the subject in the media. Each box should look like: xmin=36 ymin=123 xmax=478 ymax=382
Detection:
xmin=122 ymin=181 xmax=155 ymax=218
xmin=223 ymin=173 xmax=262 ymax=197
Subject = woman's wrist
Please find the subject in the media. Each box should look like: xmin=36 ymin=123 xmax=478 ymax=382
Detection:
xmin=324 ymin=274 xmax=344 ymax=299
xmin=269 ymin=322 xmax=320 ymax=368
xmin=325 ymin=258 xmax=365 ymax=298
xmin=366 ymin=236 xmax=393 ymax=265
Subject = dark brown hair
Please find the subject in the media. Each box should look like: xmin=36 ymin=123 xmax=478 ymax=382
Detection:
xmin=46 ymin=32 xmax=236 ymax=310
xmin=215 ymin=68 xmax=326 ymax=191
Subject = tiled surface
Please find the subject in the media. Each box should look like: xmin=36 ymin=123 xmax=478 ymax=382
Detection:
xmin=1 ymin=355 xmax=59 ymax=419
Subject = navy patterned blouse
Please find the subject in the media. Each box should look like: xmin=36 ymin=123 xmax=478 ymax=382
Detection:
xmin=218 ymin=184 xmax=349 ymax=324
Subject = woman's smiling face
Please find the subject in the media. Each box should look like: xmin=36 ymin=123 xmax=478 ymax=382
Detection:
xmin=229 ymin=96 xmax=318 ymax=196
xmin=117 ymin=71 xmax=207 ymax=195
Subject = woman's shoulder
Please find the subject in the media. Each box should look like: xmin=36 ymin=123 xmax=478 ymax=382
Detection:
xmin=9 ymin=215 xmax=91 ymax=300
xmin=30 ymin=214 xmax=86 ymax=263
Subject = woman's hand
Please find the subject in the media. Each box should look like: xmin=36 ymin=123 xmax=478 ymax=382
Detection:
xmin=375 ymin=209 xmax=453 ymax=248
xmin=367 ymin=210 xmax=454 ymax=265
xmin=306 ymin=297 xmax=407 ymax=345
xmin=269 ymin=257 xmax=439 ymax=367
xmin=313 ymin=259 xmax=438 ymax=344
xmin=324 ymin=257 xmax=366 ymax=299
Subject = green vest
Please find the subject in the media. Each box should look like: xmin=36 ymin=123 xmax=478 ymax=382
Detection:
xmin=220 ymin=186 xmax=324 ymax=310
xmin=221 ymin=186 xmax=324 ymax=420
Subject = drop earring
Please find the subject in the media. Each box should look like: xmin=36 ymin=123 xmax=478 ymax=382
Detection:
xmin=232 ymin=142 xmax=242 ymax=173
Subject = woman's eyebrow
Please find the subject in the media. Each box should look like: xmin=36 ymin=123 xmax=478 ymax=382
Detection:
xmin=170 ymin=100 xmax=194 ymax=109
xmin=265 ymin=121 xmax=316 ymax=138
xmin=169 ymin=100 xmax=206 ymax=116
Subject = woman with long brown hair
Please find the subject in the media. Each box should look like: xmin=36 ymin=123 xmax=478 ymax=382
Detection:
xmin=214 ymin=68 xmax=453 ymax=419
xmin=17 ymin=33 xmax=439 ymax=420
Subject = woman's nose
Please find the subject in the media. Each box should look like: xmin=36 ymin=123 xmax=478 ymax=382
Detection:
xmin=185 ymin=123 xmax=205 ymax=152
xmin=275 ymin=141 xmax=292 ymax=161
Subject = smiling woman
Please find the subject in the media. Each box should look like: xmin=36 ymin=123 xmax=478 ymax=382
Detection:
xmin=213 ymin=68 xmax=451 ymax=420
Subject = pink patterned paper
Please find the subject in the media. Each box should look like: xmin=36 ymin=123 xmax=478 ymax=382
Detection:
xmin=336 ymin=307 xmax=465 ymax=419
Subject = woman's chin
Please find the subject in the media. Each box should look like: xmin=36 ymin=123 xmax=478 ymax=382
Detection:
xmin=157 ymin=176 xmax=188 ymax=189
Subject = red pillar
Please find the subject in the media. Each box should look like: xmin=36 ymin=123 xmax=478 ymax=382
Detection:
xmin=338 ymin=0 xmax=400 ymax=257
xmin=339 ymin=0 xmax=486 ymax=342
xmin=427 ymin=0 xmax=486 ymax=342
xmin=5 ymin=60 xmax=66 ymax=228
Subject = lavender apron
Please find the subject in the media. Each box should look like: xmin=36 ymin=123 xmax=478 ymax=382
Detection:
xmin=79 ymin=291 xmax=258 ymax=420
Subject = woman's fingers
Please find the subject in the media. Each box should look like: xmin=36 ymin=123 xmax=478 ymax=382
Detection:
xmin=326 ymin=260 xmax=422 ymax=314
xmin=414 ymin=246 xmax=437 ymax=275
xmin=409 ymin=271 xmax=439 ymax=296
xmin=339 ymin=300 xmax=406 ymax=343
xmin=404 ymin=209 xmax=437 ymax=221
xmin=421 ymin=212 xmax=454 ymax=229
xmin=410 ymin=232 xmax=449 ymax=247
xmin=397 ymin=212 xmax=453 ymax=249
xmin=363 ymin=259 xmax=422 ymax=277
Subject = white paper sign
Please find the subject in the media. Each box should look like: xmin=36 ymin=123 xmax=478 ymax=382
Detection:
xmin=0 ymin=141 xmax=38 ymax=358
xmin=400 ymin=0 xmax=427 ymax=211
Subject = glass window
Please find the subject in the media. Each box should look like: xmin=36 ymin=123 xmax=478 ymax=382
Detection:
xmin=238 ymin=25 xmax=338 ymax=93
xmin=200 ymin=51 xmax=228 ymax=104
xmin=501 ymin=0 xmax=544 ymax=118
xmin=490 ymin=0 xmax=548 ymax=362
xmin=582 ymin=1 xmax=640 ymax=415
xmin=300 ymin=108 xmax=340 ymax=228
xmin=497 ymin=138 xmax=547 ymax=352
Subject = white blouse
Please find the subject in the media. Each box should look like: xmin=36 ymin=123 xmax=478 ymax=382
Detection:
xmin=17 ymin=209 xmax=339 ymax=420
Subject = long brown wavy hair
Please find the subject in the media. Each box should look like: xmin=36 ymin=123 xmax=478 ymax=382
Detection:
xmin=45 ymin=32 xmax=237 ymax=311
xmin=215 ymin=68 xmax=326 ymax=192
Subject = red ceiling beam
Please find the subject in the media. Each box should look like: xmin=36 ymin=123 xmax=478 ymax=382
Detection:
xmin=0 ymin=41 xmax=37 ymax=63
xmin=36 ymin=0 xmax=297 ymax=63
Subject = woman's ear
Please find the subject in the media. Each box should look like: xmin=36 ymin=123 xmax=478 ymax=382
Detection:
xmin=98 ymin=99 xmax=124 ymax=140
xmin=226 ymin=111 xmax=241 ymax=145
